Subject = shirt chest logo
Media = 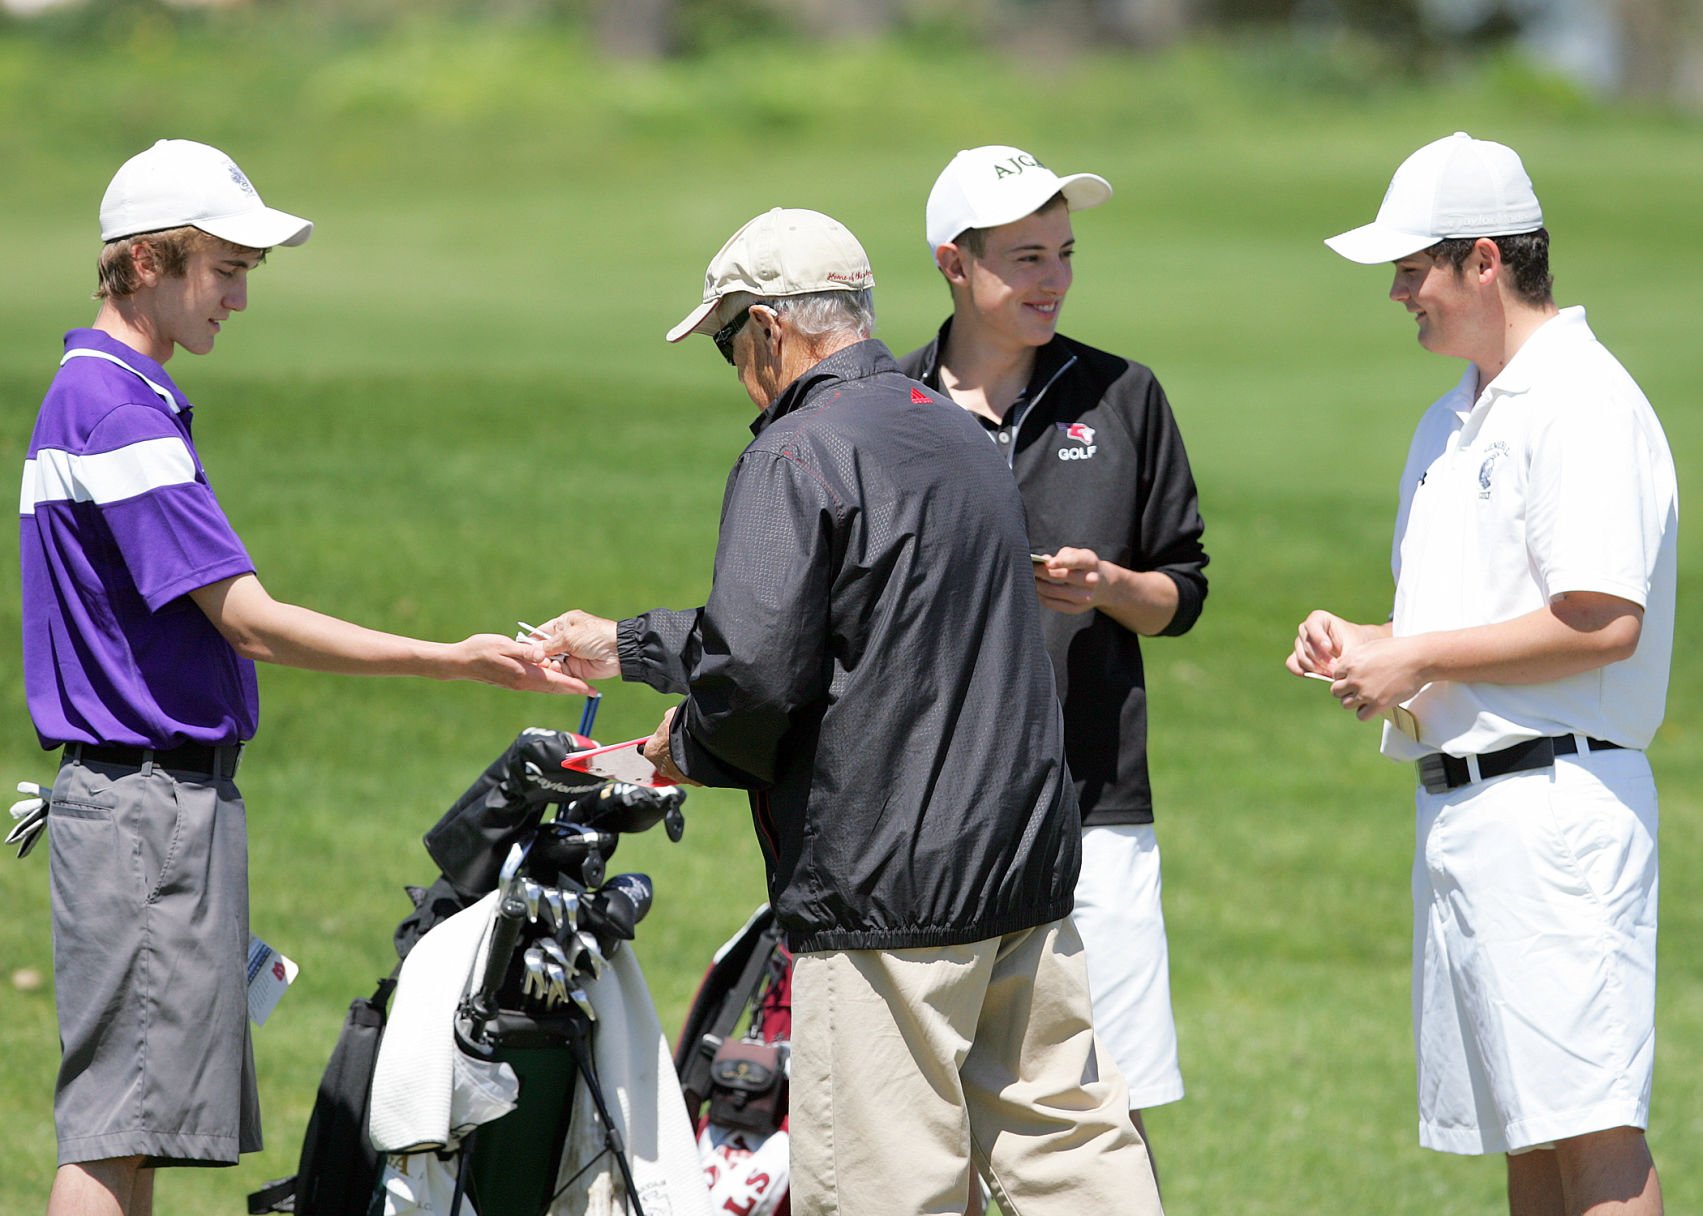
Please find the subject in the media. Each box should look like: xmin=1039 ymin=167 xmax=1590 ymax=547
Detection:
xmin=1477 ymin=441 xmax=1509 ymax=500
xmin=1056 ymin=421 xmax=1098 ymax=461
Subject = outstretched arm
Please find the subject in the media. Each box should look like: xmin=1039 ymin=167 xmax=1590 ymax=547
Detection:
xmin=189 ymin=573 xmax=591 ymax=694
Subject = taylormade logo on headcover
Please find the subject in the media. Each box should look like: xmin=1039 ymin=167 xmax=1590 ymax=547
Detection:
xmin=529 ymin=775 xmax=590 ymax=797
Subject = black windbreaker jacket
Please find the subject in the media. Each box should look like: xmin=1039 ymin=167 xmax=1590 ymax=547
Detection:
xmin=901 ymin=323 xmax=1209 ymax=826
xmin=617 ymin=340 xmax=1080 ymax=953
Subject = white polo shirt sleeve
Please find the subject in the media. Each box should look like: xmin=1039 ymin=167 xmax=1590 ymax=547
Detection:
xmin=1526 ymin=377 xmax=1664 ymax=609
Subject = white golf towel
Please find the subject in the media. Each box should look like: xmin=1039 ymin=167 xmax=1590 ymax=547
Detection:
xmin=366 ymin=888 xmax=712 ymax=1216
xmin=369 ymin=890 xmax=516 ymax=1153
xmin=552 ymin=946 xmax=714 ymax=1216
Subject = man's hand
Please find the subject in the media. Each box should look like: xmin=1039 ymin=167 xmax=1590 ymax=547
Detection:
xmin=643 ymin=705 xmax=701 ymax=787
xmin=1286 ymin=610 xmax=1386 ymax=679
xmin=527 ymin=610 xmax=622 ymax=681
xmin=449 ymin=635 xmax=593 ymax=695
xmin=1034 ymin=547 xmax=1183 ymax=635
xmin=1286 ymin=611 xmax=1408 ymax=720
xmin=1033 ymin=547 xmax=1105 ymax=616
xmin=1328 ymin=634 xmax=1427 ymax=721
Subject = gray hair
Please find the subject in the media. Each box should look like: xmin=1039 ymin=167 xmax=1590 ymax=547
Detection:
xmin=722 ymin=288 xmax=876 ymax=343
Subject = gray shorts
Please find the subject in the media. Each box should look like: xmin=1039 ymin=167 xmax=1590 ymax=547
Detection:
xmin=49 ymin=755 xmax=260 ymax=1167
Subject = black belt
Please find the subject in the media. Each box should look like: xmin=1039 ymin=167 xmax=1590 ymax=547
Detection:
xmin=65 ymin=741 xmax=243 ymax=780
xmin=1416 ymin=734 xmax=1621 ymax=795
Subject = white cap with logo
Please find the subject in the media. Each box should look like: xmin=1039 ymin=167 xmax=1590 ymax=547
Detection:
xmin=100 ymin=138 xmax=314 ymax=249
xmin=666 ymin=207 xmax=875 ymax=343
xmin=924 ymin=144 xmax=1111 ymax=256
xmin=1325 ymin=131 xmax=1542 ymax=265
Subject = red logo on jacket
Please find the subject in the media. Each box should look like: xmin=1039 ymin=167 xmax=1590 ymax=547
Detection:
xmin=1056 ymin=421 xmax=1098 ymax=461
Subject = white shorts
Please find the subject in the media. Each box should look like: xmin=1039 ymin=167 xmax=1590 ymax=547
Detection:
xmin=1070 ymin=824 xmax=1183 ymax=1109
xmin=1413 ymin=743 xmax=1658 ymax=1155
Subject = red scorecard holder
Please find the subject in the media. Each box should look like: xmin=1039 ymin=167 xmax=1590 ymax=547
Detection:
xmin=562 ymin=737 xmax=676 ymax=788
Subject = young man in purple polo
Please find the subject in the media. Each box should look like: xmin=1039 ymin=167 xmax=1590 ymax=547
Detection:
xmin=19 ymin=138 xmax=588 ymax=1216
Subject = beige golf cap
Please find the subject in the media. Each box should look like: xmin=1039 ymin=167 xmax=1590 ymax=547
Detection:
xmin=1325 ymin=131 xmax=1542 ymax=265
xmin=100 ymin=138 xmax=313 ymax=249
xmin=925 ymin=144 xmax=1111 ymax=255
xmin=667 ymin=208 xmax=875 ymax=343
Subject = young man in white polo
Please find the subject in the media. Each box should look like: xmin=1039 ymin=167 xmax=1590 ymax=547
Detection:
xmin=21 ymin=138 xmax=586 ymax=1216
xmin=898 ymin=145 xmax=1210 ymax=1176
xmin=1288 ymin=132 xmax=1675 ymax=1214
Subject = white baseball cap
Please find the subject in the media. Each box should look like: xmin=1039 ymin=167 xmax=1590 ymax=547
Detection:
xmin=666 ymin=208 xmax=875 ymax=343
xmin=924 ymin=144 xmax=1111 ymax=255
xmin=1324 ymin=131 xmax=1542 ymax=265
xmin=100 ymin=138 xmax=313 ymax=249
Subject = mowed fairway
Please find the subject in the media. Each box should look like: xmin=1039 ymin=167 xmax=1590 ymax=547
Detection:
xmin=1 ymin=19 xmax=1700 ymax=1214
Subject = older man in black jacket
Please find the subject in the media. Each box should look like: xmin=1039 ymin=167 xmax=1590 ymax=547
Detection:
xmin=532 ymin=207 xmax=1162 ymax=1215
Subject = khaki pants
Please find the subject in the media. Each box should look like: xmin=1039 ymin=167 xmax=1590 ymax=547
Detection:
xmin=790 ymin=918 xmax=1163 ymax=1215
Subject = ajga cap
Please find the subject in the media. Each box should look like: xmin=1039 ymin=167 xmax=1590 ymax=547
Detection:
xmin=100 ymin=138 xmax=313 ymax=249
xmin=1325 ymin=131 xmax=1542 ymax=265
xmin=667 ymin=208 xmax=874 ymax=343
xmin=924 ymin=144 xmax=1111 ymax=255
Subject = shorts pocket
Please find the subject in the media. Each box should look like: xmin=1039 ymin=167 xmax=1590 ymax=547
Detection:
xmin=49 ymin=799 xmax=124 ymax=926
xmin=50 ymin=796 xmax=115 ymax=820
xmin=134 ymin=782 xmax=187 ymax=905
xmin=1542 ymin=766 xmax=1657 ymax=923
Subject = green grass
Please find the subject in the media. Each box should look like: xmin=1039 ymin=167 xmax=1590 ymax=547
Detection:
xmin=1 ymin=14 xmax=1701 ymax=1214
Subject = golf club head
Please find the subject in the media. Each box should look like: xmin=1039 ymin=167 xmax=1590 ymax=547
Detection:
xmin=498 ymin=836 xmax=533 ymax=887
xmin=575 ymin=930 xmax=606 ymax=980
xmin=529 ymin=820 xmax=616 ymax=888
xmin=513 ymin=727 xmax=603 ymax=804
xmin=424 ymin=733 xmax=559 ymax=894
xmin=576 ymin=781 xmax=690 ymax=839
xmin=541 ymin=936 xmax=571 ymax=972
xmin=522 ymin=946 xmax=548 ymax=1001
xmin=542 ymin=887 xmax=565 ymax=932
xmin=545 ymin=960 xmax=570 ymax=1009
xmin=590 ymin=873 xmax=654 ymax=941
xmin=570 ymin=987 xmax=598 ymax=1022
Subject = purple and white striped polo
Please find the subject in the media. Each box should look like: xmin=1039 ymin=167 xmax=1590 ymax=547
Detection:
xmin=19 ymin=329 xmax=259 ymax=751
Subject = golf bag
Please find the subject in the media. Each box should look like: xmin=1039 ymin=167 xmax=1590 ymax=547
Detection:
xmin=250 ymin=727 xmax=699 ymax=1216
xmin=674 ymin=905 xmax=794 ymax=1216
xmin=245 ymin=971 xmax=397 ymax=1216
